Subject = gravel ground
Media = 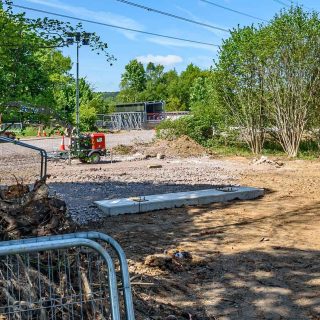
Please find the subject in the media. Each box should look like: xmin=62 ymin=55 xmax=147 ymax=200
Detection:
xmin=19 ymin=130 xmax=155 ymax=151
xmin=0 ymin=131 xmax=270 ymax=224
xmin=2 ymin=133 xmax=319 ymax=319
xmin=0 ymin=130 xmax=155 ymax=185
xmin=48 ymin=156 xmax=243 ymax=224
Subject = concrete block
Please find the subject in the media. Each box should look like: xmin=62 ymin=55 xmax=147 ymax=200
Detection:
xmin=94 ymin=186 xmax=264 ymax=216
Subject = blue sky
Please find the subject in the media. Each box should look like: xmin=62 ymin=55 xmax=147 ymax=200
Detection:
xmin=12 ymin=0 xmax=320 ymax=92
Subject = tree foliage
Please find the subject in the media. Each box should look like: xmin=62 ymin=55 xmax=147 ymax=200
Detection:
xmin=0 ymin=0 xmax=114 ymax=131
xmin=216 ymin=25 xmax=267 ymax=154
xmin=120 ymin=59 xmax=146 ymax=91
xmin=215 ymin=6 xmax=320 ymax=156
xmin=117 ymin=61 xmax=207 ymax=111
xmin=261 ymin=7 xmax=320 ymax=157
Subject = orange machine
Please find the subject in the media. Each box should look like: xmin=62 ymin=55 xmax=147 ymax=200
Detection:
xmin=71 ymin=133 xmax=107 ymax=163
xmin=90 ymin=133 xmax=106 ymax=151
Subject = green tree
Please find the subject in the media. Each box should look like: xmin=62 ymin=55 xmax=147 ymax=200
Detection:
xmin=165 ymin=96 xmax=186 ymax=112
xmin=215 ymin=6 xmax=320 ymax=157
xmin=120 ymin=59 xmax=146 ymax=101
xmin=178 ymin=64 xmax=203 ymax=109
xmin=55 ymin=78 xmax=93 ymax=124
xmin=141 ymin=62 xmax=166 ymax=101
xmin=261 ymin=6 xmax=320 ymax=157
xmin=78 ymin=100 xmax=98 ymax=132
xmin=0 ymin=0 xmax=115 ymax=131
xmin=145 ymin=62 xmax=164 ymax=84
xmin=190 ymin=72 xmax=225 ymax=130
xmin=216 ymin=25 xmax=267 ymax=154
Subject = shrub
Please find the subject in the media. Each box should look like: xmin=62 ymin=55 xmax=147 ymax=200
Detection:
xmin=156 ymin=115 xmax=213 ymax=144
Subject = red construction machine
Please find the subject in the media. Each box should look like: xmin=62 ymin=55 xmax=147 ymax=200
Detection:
xmin=71 ymin=133 xmax=107 ymax=163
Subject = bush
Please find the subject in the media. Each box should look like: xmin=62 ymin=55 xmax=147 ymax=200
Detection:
xmin=156 ymin=115 xmax=213 ymax=144
xmin=77 ymin=102 xmax=98 ymax=132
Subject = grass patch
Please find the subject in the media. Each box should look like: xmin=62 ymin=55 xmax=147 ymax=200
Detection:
xmin=205 ymin=138 xmax=320 ymax=159
xmin=16 ymin=126 xmax=38 ymax=138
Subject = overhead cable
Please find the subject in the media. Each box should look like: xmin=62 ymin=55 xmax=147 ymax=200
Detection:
xmin=273 ymin=0 xmax=312 ymax=10
xmin=272 ymin=0 xmax=291 ymax=7
xmin=199 ymin=0 xmax=267 ymax=22
xmin=114 ymin=0 xmax=229 ymax=32
xmin=10 ymin=4 xmax=220 ymax=47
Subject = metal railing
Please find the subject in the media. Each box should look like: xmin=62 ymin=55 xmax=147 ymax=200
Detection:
xmin=0 ymin=232 xmax=135 ymax=319
xmin=0 ymin=136 xmax=47 ymax=179
xmin=0 ymin=123 xmax=23 ymax=132
xmin=109 ymin=112 xmax=144 ymax=130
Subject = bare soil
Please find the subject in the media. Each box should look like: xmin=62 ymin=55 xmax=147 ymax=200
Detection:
xmin=84 ymin=157 xmax=320 ymax=320
xmin=132 ymin=135 xmax=208 ymax=158
xmin=1 ymin=134 xmax=320 ymax=319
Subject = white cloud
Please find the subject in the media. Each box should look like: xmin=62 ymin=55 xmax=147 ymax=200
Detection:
xmin=26 ymin=0 xmax=143 ymax=40
xmin=147 ymin=37 xmax=219 ymax=52
xmin=136 ymin=54 xmax=183 ymax=66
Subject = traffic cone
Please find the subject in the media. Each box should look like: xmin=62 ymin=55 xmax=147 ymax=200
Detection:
xmin=59 ymin=135 xmax=66 ymax=151
xmin=37 ymin=127 xmax=41 ymax=137
xmin=43 ymin=130 xmax=47 ymax=137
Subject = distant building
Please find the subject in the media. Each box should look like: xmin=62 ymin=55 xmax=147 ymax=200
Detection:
xmin=115 ymin=101 xmax=165 ymax=114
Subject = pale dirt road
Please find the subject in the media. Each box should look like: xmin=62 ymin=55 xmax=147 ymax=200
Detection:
xmin=19 ymin=130 xmax=156 ymax=151
xmin=88 ymin=157 xmax=320 ymax=320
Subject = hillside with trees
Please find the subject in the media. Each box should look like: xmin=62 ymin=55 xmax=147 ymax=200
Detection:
xmin=116 ymin=60 xmax=205 ymax=112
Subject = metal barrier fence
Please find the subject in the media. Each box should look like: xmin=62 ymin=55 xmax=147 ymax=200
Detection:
xmin=0 ymin=137 xmax=47 ymax=185
xmin=0 ymin=232 xmax=135 ymax=320
xmin=96 ymin=111 xmax=190 ymax=131
xmin=0 ymin=123 xmax=23 ymax=132
xmin=109 ymin=112 xmax=144 ymax=131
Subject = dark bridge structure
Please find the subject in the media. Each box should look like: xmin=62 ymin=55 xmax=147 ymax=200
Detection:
xmin=97 ymin=101 xmax=189 ymax=130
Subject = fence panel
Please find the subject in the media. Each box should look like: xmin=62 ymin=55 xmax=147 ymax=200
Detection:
xmin=0 ymin=232 xmax=135 ymax=320
xmin=0 ymin=137 xmax=47 ymax=186
xmin=0 ymin=238 xmax=122 ymax=320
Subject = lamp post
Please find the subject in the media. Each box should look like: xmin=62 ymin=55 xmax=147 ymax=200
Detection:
xmin=66 ymin=32 xmax=91 ymax=136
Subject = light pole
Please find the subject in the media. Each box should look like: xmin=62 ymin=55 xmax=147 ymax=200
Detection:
xmin=66 ymin=32 xmax=91 ymax=136
xmin=76 ymin=36 xmax=80 ymax=136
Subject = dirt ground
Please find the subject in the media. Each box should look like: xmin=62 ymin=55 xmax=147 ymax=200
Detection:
xmin=1 ymin=134 xmax=320 ymax=319
xmin=83 ymin=157 xmax=320 ymax=320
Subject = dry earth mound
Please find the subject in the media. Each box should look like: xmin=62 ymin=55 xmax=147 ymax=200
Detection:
xmin=132 ymin=135 xmax=207 ymax=158
xmin=165 ymin=135 xmax=207 ymax=158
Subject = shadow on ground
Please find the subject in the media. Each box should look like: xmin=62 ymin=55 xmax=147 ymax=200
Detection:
xmin=48 ymin=180 xmax=319 ymax=319
xmin=127 ymin=248 xmax=320 ymax=320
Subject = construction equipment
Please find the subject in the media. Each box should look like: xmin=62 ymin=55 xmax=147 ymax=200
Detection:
xmin=1 ymin=104 xmax=108 ymax=164
xmin=71 ymin=132 xmax=107 ymax=163
xmin=51 ymin=133 xmax=107 ymax=163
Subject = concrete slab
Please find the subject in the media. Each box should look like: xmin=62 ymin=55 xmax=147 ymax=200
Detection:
xmin=94 ymin=186 xmax=264 ymax=216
